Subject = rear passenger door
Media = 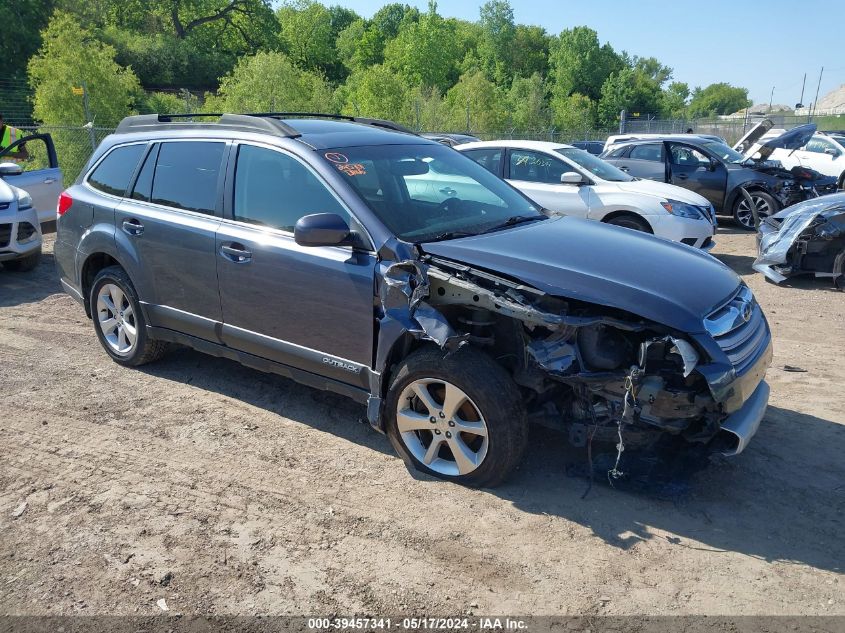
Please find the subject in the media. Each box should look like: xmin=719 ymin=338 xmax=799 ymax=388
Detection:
xmin=215 ymin=142 xmax=376 ymax=388
xmin=116 ymin=140 xmax=227 ymax=341
xmin=611 ymin=143 xmax=667 ymax=181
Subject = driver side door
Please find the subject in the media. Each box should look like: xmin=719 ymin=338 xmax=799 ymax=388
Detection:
xmin=215 ymin=142 xmax=377 ymax=388
xmin=0 ymin=134 xmax=63 ymax=231
xmin=667 ymin=142 xmax=727 ymax=209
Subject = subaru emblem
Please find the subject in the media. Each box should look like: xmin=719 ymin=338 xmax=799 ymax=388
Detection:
xmin=741 ymin=301 xmax=753 ymax=323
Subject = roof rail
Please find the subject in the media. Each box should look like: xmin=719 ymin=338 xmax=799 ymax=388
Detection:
xmin=114 ymin=113 xmax=302 ymax=138
xmin=245 ymin=112 xmax=418 ymax=135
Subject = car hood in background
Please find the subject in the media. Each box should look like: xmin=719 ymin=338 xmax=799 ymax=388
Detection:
xmin=612 ymin=178 xmax=712 ymax=206
xmin=421 ymin=216 xmax=739 ymax=333
xmin=742 ymin=123 xmax=817 ymax=162
xmin=733 ymin=119 xmax=774 ymax=154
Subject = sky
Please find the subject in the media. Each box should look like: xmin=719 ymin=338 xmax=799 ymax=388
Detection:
xmin=337 ymin=0 xmax=845 ymax=107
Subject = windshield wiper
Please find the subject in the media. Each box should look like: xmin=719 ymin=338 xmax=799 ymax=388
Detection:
xmin=478 ymin=215 xmax=544 ymax=234
xmin=426 ymin=230 xmax=478 ymax=242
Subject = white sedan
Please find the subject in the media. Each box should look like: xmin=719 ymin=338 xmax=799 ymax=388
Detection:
xmin=451 ymin=140 xmax=717 ymax=249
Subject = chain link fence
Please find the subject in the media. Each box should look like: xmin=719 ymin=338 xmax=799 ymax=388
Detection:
xmin=13 ymin=126 xmax=115 ymax=186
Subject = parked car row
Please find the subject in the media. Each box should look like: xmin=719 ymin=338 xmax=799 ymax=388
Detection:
xmin=43 ymin=112 xmax=775 ymax=488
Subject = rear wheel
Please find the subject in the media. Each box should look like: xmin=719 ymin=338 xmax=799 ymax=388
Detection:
xmin=385 ymin=346 xmax=527 ymax=488
xmin=90 ymin=266 xmax=168 ymax=366
xmin=605 ymin=213 xmax=652 ymax=233
xmin=3 ymin=248 xmax=41 ymax=272
xmin=733 ymin=191 xmax=777 ymax=230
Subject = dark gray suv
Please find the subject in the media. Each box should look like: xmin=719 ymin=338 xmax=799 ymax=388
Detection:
xmin=56 ymin=113 xmax=773 ymax=487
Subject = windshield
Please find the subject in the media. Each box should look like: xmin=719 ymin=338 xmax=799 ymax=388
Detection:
xmin=700 ymin=140 xmax=746 ymax=164
xmin=323 ymin=144 xmax=544 ymax=242
xmin=555 ymin=148 xmax=632 ymax=182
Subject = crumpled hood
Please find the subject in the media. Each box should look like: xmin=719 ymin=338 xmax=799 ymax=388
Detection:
xmin=421 ymin=217 xmax=740 ymax=333
xmin=744 ymin=123 xmax=817 ymax=162
xmin=616 ymin=179 xmax=711 ymax=206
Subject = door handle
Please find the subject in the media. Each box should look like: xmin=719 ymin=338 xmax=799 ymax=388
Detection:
xmin=619 ymin=166 xmax=629 ymax=172
xmin=439 ymin=187 xmax=457 ymax=196
xmin=43 ymin=178 xmax=56 ymax=184
xmin=122 ymin=219 xmax=144 ymax=236
xmin=676 ymin=174 xmax=689 ymax=180
xmin=220 ymin=243 xmax=252 ymax=263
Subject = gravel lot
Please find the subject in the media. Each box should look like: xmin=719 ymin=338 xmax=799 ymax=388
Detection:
xmin=1 ymin=229 xmax=843 ymax=616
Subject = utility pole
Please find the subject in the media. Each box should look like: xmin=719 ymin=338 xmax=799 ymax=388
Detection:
xmin=810 ymin=66 xmax=824 ymax=121
xmin=769 ymin=86 xmax=774 ymax=112
xmin=797 ymin=73 xmax=806 ymax=108
xmin=81 ymin=81 xmax=96 ymax=152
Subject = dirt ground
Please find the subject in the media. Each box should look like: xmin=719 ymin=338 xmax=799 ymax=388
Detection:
xmin=1 ymin=229 xmax=843 ymax=617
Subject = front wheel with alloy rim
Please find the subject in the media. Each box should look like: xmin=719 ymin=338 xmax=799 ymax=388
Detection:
xmin=733 ymin=191 xmax=778 ymax=230
xmin=385 ymin=346 xmax=528 ymax=488
xmin=90 ymin=266 xmax=168 ymax=366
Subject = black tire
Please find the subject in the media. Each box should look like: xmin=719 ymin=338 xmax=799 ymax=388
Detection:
xmin=90 ymin=265 xmax=168 ymax=366
xmin=733 ymin=191 xmax=778 ymax=231
xmin=605 ymin=213 xmax=652 ymax=233
xmin=3 ymin=248 xmax=41 ymax=272
xmin=384 ymin=345 xmax=528 ymax=488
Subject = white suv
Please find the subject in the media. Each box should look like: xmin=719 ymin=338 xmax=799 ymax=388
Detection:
xmin=0 ymin=162 xmax=42 ymax=271
xmin=455 ymin=140 xmax=716 ymax=249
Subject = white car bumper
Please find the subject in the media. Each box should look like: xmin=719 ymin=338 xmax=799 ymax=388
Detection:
xmin=0 ymin=205 xmax=43 ymax=262
xmin=649 ymin=214 xmax=716 ymax=250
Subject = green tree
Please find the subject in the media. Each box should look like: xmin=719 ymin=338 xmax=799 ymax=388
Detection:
xmin=661 ymin=81 xmax=690 ymax=118
xmin=0 ymin=0 xmax=55 ymax=82
xmin=511 ymin=25 xmax=550 ymax=79
xmin=277 ymin=1 xmax=336 ymax=73
xmin=551 ymin=93 xmax=594 ymax=132
xmin=477 ymin=0 xmax=516 ymax=85
xmin=507 ymin=73 xmax=549 ymax=130
xmin=384 ymin=1 xmax=460 ymax=92
xmin=408 ymin=85 xmax=446 ymax=131
xmin=372 ymin=3 xmax=420 ymax=39
xmin=336 ymin=19 xmax=385 ymax=72
xmin=443 ymin=70 xmax=507 ymax=133
xmin=597 ymin=67 xmax=664 ymax=127
xmin=205 ymin=51 xmax=332 ymax=112
xmin=688 ymin=83 xmax=751 ymax=118
xmin=28 ymin=12 xmax=142 ymax=126
xmin=342 ymin=65 xmax=410 ymax=122
xmin=550 ymin=27 xmax=623 ymax=102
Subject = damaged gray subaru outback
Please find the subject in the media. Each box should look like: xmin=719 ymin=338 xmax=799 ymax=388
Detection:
xmin=55 ymin=113 xmax=773 ymax=487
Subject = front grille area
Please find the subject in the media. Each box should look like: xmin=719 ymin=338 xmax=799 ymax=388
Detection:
xmin=16 ymin=222 xmax=36 ymax=242
xmin=0 ymin=223 xmax=11 ymax=248
xmin=705 ymin=286 xmax=770 ymax=375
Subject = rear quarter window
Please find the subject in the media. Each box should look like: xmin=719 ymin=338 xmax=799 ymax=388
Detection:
xmin=87 ymin=144 xmax=146 ymax=197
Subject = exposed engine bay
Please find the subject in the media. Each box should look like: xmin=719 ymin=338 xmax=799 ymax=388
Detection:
xmin=754 ymin=194 xmax=845 ymax=288
xmin=372 ymin=253 xmax=762 ymax=476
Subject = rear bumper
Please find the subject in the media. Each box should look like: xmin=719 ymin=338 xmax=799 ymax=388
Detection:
xmin=716 ymin=379 xmax=770 ymax=456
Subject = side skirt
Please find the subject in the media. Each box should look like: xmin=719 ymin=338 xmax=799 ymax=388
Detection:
xmin=147 ymin=326 xmax=371 ymax=405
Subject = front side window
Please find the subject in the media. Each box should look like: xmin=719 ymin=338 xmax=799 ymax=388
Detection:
xmin=234 ymin=144 xmax=348 ymax=232
xmin=509 ymin=149 xmax=568 ymax=184
xmin=151 ymin=141 xmax=225 ymax=214
xmin=804 ymin=138 xmax=836 ymax=154
xmin=462 ymin=148 xmax=503 ymax=175
xmin=88 ymin=144 xmax=146 ymax=196
xmin=556 ymin=147 xmax=632 ymax=182
xmin=669 ymin=144 xmax=710 ymax=166
xmin=324 ymin=143 xmax=542 ymax=242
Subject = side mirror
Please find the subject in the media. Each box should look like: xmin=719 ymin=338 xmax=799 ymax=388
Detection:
xmin=294 ymin=213 xmax=353 ymax=247
xmin=0 ymin=162 xmax=23 ymax=177
xmin=824 ymin=147 xmax=839 ymax=157
xmin=560 ymin=171 xmax=583 ymax=185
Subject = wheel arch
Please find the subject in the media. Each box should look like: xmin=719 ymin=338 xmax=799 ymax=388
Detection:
xmin=80 ymin=252 xmax=132 ymax=318
xmin=601 ymin=209 xmax=654 ymax=233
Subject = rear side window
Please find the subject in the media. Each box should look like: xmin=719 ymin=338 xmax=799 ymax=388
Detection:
xmin=630 ymin=143 xmax=664 ymax=162
xmin=462 ymin=148 xmax=503 ymax=175
xmin=604 ymin=145 xmax=628 ymax=158
xmin=233 ymin=144 xmax=347 ymax=232
xmin=151 ymin=141 xmax=225 ymax=214
xmin=88 ymin=144 xmax=146 ymax=196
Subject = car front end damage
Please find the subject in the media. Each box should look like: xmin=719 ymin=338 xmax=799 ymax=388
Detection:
xmin=754 ymin=194 xmax=845 ymax=288
xmin=368 ymin=254 xmax=772 ymax=468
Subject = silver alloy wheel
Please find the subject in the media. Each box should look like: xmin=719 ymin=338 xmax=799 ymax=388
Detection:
xmin=396 ymin=378 xmax=489 ymax=477
xmin=736 ymin=195 xmax=772 ymax=229
xmin=96 ymin=283 xmax=137 ymax=355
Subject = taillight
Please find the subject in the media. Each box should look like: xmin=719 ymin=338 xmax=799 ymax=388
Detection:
xmin=57 ymin=191 xmax=73 ymax=216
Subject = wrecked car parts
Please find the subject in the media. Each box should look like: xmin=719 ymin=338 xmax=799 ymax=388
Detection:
xmin=754 ymin=193 xmax=845 ymax=289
